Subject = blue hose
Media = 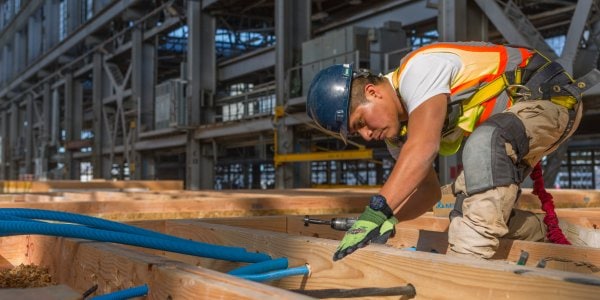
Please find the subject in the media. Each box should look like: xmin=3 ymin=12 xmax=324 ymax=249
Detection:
xmin=238 ymin=265 xmax=310 ymax=282
xmin=228 ymin=257 xmax=289 ymax=275
xmin=0 ymin=214 xmax=46 ymax=223
xmin=0 ymin=221 xmax=271 ymax=263
xmin=91 ymin=284 xmax=148 ymax=300
xmin=0 ymin=208 xmax=186 ymax=242
xmin=0 ymin=208 xmax=273 ymax=262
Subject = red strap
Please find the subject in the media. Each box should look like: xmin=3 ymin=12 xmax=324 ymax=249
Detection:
xmin=529 ymin=162 xmax=570 ymax=244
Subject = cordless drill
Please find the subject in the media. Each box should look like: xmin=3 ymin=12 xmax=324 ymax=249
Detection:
xmin=303 ymin=215 xmax=358 ymax=231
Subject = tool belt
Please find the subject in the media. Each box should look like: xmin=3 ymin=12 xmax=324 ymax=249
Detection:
xmin=506 ymin=51 xmax=600 ymax=108
xmin=506 ymin=51 xmax=600 ymax=147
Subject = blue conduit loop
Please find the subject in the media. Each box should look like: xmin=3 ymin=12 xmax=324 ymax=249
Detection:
xmin=228 ymin=257 xmax=289 ymax=275
xmin=0 ymin=208 xmax=187 ymax=242
xmin=0 ymin=221 xmax=270 ymax=263
xmin=238 ymin=264 xmax=310 ymax=282
xmin=90 ymin=284 xmax=148 ymax=300
xmin=0 ymin=208 xmax=313 ymax=284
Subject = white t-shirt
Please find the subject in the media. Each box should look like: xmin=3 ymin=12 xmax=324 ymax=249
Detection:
xmin=386 ymin=52 xmax=461 ymax=114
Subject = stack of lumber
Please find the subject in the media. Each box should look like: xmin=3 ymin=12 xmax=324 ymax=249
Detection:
xmin=0 ymin=181 xmax=599 ymax=299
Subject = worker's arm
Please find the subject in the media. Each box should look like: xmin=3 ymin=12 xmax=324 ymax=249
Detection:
xmin=333 ymin=94 xmax=447 ymax=261
xmin=381 ymin=94 xmax=447 ymax=221
xmin=392 ymin=165 xmax=441 ymax=222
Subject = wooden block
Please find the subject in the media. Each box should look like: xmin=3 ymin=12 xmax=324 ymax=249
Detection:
xmin=433 ymin=194 xmax=455 ymax=217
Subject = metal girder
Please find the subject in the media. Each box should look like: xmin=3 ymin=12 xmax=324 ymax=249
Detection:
xmin=557 ymin=0 xmax=594 ymax=74
xmin=0 ymin=0 xmax=44 ymax=50
xmin=315 ymin=0 xmax=437 ymax=34
xmin=473 ymin=0 xmax=557 ymax=59
xmin=274 ymin=149 xmax=373 ymax=167
xmin=218 ymin=46 xmax=275 ymax=81
xmin=0 ymin=0 xmax=141 ymax=99
xmin=195 ymin=112 xmax=310 ymax=140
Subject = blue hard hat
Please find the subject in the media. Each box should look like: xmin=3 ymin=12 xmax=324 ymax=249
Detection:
xmin=306 ymin=64 xmax=353 ymax=142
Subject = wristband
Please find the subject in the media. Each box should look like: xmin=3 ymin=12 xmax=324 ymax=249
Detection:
xmin=369 ymin=194 xmax=394 ymax=218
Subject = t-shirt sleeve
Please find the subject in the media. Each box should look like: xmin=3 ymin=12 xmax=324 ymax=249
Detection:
xmin=399 ymin=53 xmax=460 ymax=114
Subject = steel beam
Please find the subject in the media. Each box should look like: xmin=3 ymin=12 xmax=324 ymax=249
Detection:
xmin=315 ymin=0 xmax=436 ymax=34
xmin=474 ymin=0 xmax=556 ymax=59
xmin=0 ymin=0 xmax=44 ymax=51
xmin=557 ymin=0 xmax=593 ymax=74
xmin=218 ymin=46 xmax=275 ymax=82
xmin=0 ymin=0 xmax=141 ymax=99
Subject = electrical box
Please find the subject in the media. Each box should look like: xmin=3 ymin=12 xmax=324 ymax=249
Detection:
xmin=154 ymin=79 xmax=187 ymax=129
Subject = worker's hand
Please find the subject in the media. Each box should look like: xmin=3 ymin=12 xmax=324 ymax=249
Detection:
xmin=372 ymin=216 xmax=398 ymax=244
xmin=333 ymin=206 xmax=397 ymax=261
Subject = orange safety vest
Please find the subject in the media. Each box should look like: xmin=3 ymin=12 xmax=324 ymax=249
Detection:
xmin=389 ymin=42 xmax=538 ymax=156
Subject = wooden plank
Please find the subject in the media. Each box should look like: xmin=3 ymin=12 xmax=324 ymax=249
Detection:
xmin=0 ymin=235 xmax=310 ymax=299
xmin=197 ymin=215 xmax=600 ymax=276
xmin=162 ymin=220 xmax=600 ymax=299
xmin=0 ymin=180 xmax=183 ymax=193
xmin=0 ymin=196 xmax=369 ymax=221
xmin=437 ymin=189 xmax=600 ymax=217
xmin=518 ymin=188 xmax=600 ymax=209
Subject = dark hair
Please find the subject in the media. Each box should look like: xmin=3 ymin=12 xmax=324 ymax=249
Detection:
xmin=349 ymin=73 xmax=386 ymax=113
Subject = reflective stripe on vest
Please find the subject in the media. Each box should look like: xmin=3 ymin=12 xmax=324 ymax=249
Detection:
xmin=389 ymin=42 xmax=535 ymax=156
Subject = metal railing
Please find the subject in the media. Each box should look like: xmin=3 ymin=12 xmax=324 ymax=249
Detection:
xmin=215 ymin=84 xmax=276 ymax=122
xmin=212 ymin=46 xmax=413 ymax=124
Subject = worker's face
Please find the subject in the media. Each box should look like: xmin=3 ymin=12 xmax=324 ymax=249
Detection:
xmin=348 ymin=82 xmax=404 ymax=141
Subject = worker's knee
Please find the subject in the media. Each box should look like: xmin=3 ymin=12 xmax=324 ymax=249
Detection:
xmin=448 ymin=186 xmax=519 ymax=259
xmin=505 ymin=209 xmax=546 ymax=242
xmin=462 ymin=113 xmax=529 ymax=195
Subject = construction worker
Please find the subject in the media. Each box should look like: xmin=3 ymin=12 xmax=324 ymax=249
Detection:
xmin=306 ymin=42 xmax=596 ymax=261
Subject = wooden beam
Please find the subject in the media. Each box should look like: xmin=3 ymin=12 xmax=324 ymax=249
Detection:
xmin=197 ymin=215 xmax=600 ymax=275
xmin=162 ymin=220 xmax=600 ymax=299
xmin=518 ymin=189 xmax=600 ymax=209
xmin=0 ymin=180 xmax=183 ymax=193
xmin=0 ymin=235 xmax=310 ymax=299
xmin=0 ymin=196 xmax=369 ymax=221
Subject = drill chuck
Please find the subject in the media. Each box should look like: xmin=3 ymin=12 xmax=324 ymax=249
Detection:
xmin=330 ymin=217 xmax=357 ymax=231
xmin=303 ymin=215 xmax=357 ymax=231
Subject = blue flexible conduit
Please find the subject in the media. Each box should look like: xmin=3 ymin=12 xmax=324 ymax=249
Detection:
xmin=238 ymin=265 xmax=310 ymax=282
xmin=0 ymin=220 xmax=270 ymax=263
xmin=90 ymin=284 xmax=148 ymax=300
xmin=228 ymin=257 xmax=289 ymax=275
xmin=0 ymin=208 xmax=186 ymax=242
xmin=0 ymin=208 xmax=313 ymax=285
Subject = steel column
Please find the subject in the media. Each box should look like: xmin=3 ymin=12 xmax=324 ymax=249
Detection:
xmin=274 ymin=0 xmax=311 ymax=189
xmin=25 ymin=94 xmax=33 ymax=176
xmin=132 ymin=27 xmax=156 ymax=179
xmin=0 ymin=110 xmax=6 ymax=179
xmin=187 ymin=1 xmax=216 ymax=189
xmin=92 ymin=52 xmax=104 ymax=178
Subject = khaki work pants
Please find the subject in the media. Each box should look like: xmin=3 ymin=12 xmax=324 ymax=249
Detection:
xmin=448 ymin=100 xmax=582 ymax=259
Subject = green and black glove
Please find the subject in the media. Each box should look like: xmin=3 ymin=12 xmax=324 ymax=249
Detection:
xmin=333 ymin=195 xmax=397 ymax=261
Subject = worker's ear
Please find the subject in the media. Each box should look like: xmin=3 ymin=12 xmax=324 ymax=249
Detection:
xmin=364 ymin=83 xmax=379 ymax=99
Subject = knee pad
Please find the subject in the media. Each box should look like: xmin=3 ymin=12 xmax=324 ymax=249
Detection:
xmin=462 ymin=113 xmax=530 ymax=195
